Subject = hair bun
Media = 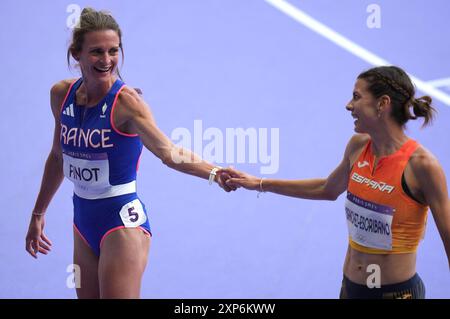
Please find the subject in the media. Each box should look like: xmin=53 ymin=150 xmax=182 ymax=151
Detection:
xmin=411 ymin=96 xmax=435 ymax=126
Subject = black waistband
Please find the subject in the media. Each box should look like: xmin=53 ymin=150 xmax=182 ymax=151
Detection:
xmin=342 ymin=273 xmax=423 ymax=299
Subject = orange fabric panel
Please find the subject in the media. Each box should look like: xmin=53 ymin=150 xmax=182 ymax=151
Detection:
xmin=347 ymin=139 xmax=428 ymax=254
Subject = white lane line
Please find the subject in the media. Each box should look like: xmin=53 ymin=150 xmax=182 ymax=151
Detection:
xmin=426 ymin=77 xmax=450 ymax=88
xmin=264 ymin=0 xmax=450 ymax=106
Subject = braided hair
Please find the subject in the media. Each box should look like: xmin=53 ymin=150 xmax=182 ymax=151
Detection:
xmin=357 ymin=66 xmax=435 ymax=127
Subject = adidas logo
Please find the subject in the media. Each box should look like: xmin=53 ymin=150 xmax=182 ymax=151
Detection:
xmin=100 ymin=102 xmax=108 ymax=118
xmin=62 ymin=103 xmax=75 ymax=117
xmin=357 ymin=161 xmax=369 ymax=168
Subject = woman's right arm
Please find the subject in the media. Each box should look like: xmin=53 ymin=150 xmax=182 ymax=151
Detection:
xmin=25 ymin=81 xmax=71 ymax=258
xmin=31 ymin=82 xmax=68 ymax=213
xmin=222 ymin=134 xmax=368 ymax=201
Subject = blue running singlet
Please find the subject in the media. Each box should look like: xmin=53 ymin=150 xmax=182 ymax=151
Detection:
xmin=60 ymin=78 xmax=151 ymax=256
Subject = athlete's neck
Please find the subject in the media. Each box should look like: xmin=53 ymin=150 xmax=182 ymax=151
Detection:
xmin=79 ymin=76 xmax=117 ymax=107
xmin=369 ymin=123 xmax=409 ymax=157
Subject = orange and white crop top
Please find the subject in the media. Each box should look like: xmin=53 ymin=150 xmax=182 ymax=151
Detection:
xmin=345 ymin=139 xmax=428 ymax=254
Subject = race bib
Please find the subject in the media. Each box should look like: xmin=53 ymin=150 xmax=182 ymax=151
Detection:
xmin=63 ymin=151 xmax=110 ymax=191
xmin=119 ymin=199 xmax=147 ymax=227
xmin=345 ymin=192 xmax=394 ymax=250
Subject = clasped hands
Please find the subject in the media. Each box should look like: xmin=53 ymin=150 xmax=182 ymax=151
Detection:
xmin=214 ymin=167 xmax=262 ymax=192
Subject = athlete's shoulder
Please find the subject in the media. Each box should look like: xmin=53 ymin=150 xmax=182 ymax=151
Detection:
xmin=50 ymin=78 xmax=77 ymax=116
xmin=346 ymin=134 xmax=370 ymax=154
xmin=407 ymin=143 xmax=447 ymax=198
xmin=117 ymin=85 xmax=142 ymax=105
xmin=50 ymin=78 xmax=77 ymax=99
xmin=116 ymin=85 xmax=149 ymax=117
xmin=409 ymin=143 xmax=441 ymax=176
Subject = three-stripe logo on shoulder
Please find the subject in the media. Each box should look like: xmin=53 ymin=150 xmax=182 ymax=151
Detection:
xmin=62 ymin=103 xmax=75 ymax=117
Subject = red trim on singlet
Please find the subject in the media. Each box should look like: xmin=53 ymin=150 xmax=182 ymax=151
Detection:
xmin=136 ymin=150 xmax=143 ymax=172
xmin=110 ymin=85 xmax=139 ymax=137
xmin=59 ymin=80 xmax=78 ymax=112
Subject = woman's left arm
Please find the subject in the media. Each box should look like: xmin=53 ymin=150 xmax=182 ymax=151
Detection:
xmin=116 ymin=87 xmax=233 ymax=191
xmin=415 ymin=153 xmax=450 ymax=268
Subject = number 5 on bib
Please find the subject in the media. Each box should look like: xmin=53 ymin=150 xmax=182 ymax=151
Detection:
xmin=119 ymin=199 xmax=147 ymax=227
